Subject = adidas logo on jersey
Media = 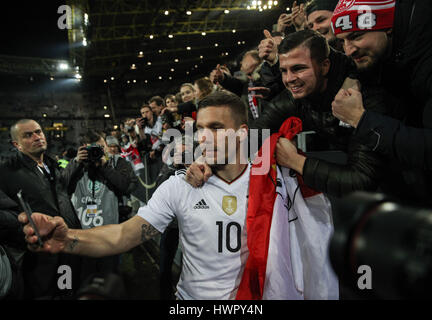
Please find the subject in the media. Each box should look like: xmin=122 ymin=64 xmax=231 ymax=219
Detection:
xmin=194 ymin=199 xmax=209 ymax=209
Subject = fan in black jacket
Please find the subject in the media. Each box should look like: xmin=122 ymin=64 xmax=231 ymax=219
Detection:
xmin=330 ymin=0 xmax=432 ymax=205
xmin=252 ymin=30 xmax=403 ymax=198
xmin=0 ymin=119 xmax=84 ymax=299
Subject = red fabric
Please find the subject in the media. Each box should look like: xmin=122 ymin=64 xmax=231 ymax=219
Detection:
xmin=331 ymin=0 xmax=395 ymax=35
xmin=192 ymin=111 xmax=197 ymax=121
xmin=236 ymin=117 xmax=302 ymax=300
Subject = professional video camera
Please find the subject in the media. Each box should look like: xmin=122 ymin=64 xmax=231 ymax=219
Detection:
xmin=330 ymin=192 xmax=432 ymax=299
xmin=85 ymin=144 xmax=105 ymax=162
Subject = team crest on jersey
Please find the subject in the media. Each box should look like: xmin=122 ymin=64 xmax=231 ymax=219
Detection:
xmin=222 ymin=196 xmax=237 ymax=216
xmin=87 ymin=180 xmax=102 ymax=193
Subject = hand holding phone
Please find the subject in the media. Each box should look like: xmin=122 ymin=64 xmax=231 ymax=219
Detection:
xmin=17 ymin=190 xmax=44 ymax=248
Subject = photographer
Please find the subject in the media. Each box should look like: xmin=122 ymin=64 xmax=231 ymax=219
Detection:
xmin=67 ymin=130 xmax=136 ymax=276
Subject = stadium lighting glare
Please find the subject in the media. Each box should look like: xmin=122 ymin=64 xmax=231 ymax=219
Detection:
xmin=82 ymin=38 xmax=87 ymax=46
xmin=104 ymin=114 xmax=110 ymax=118
xmin=224 ymin=9 xmax=230 ymax=14
xmin=164 ymin=10 xmax=169 ymax=15
xmin=201 ymin=32 xmax=206 ymax=36
xmin=75 ymin=73 xmax=82 ymax=79
xmin=149 ymin=35 xmax=154 ymax=39
xmin=186 ymin=10 xmax=192 ymax=15
xmin=168 ymin=34 xmax=174 ymax=38
xmin=58 ymin=63 xmax=69 ymax=70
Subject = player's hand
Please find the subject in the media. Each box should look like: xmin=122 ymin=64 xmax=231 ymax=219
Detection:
xmin=185 ymin=157 xmax=213 ymax=188
xmin=18 ymin=212 xmax=68 ymax=254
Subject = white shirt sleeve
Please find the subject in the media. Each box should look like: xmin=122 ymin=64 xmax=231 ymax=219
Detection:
xmin=137 ymin=175 xmax=180 ymax=233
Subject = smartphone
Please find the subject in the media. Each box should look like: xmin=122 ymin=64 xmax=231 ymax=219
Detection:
xmin=17 ymin=190 xmax=43 ymax=247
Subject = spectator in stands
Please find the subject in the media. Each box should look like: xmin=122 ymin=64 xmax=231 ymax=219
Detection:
xmin=276 ymin=1 xmax=306 ymax=34
xmin=137 ymin=105 xmax=163 ymax=159
xmin=330 ymin=0 xmax=432 ymax=205
xmin=148 ymin=96 xmax=165 ymax=118
xmin=179 ymin=83 xmax=195 ymax=103
xmin=165 ymin=94 xmax=178 ymax=110
xmin=257 ymin=0 xmax=341 ymax=104
xmin=305 ymin=0 xmax=342 ymax=51
xmin=209 ymin=50 xmax=265 ymax=123
xmin=106 ymin=136 xmax=121 ymax=156
xmin=68 ymin=130 xmax=136 ymax=278
xmin=136 ymin=105 xmax=164 ymax=200
xmin=0 ymin=119 xmax=83 ymax=299
xmin=163 ymin=78 xmax=215 ymax=119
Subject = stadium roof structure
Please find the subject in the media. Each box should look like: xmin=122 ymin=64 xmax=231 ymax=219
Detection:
xmin=67 ymin=0 xmax=293 ymax=94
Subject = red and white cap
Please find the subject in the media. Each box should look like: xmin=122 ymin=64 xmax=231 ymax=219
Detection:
xmin=330 ymin=0 xmax=395 ymax=35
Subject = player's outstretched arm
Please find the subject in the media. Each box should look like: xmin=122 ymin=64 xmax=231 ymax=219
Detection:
xmin=19 ymin=213 xmax=159 ymax=257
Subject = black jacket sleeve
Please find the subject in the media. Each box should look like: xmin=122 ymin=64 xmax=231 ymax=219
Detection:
xmin=259 ymin=60 xmax=285 ymax=100
xmin=0 ymin=189 xmax=26 ymax=249
xmin=353 ymin=104 xmax=432 ymax=170
xmin=220 ymin=74 xmax=247 ymax=97
xmin=302 ymin=136 xmax=384 ymax=197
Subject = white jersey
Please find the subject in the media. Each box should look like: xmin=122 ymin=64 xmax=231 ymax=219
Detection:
xmin=137 ymin=165 xmax=250 ymax=300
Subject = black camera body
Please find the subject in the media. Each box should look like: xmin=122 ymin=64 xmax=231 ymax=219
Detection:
xmin=137 ymin=117 xmax=148 ymax=129
xmin=85 ymin=144 xmax=105 ymax=162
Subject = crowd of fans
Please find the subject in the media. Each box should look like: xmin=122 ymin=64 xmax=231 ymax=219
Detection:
xmin=1 ymin=0 xmax=432 ymax=300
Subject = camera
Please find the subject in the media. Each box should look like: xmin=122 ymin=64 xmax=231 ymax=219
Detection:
xmin=330 ymin=192 xmax=432 ymax=299
xmin=85 ymin=144 xmax=105 ymax=162
xmin=137 ymin=117 xmax=148 ymax=129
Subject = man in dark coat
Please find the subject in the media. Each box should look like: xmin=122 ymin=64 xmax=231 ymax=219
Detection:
xmin=250 ymin=29 xmax=398 ymax=197
xmin=0 ymin=119 xmax=83 ymax=299
xmin=331 ymin=0 xmax=432 ymax=205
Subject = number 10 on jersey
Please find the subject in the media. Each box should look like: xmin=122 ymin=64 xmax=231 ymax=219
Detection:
xmin=216 ymin=221 xmax=242 ymax=253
